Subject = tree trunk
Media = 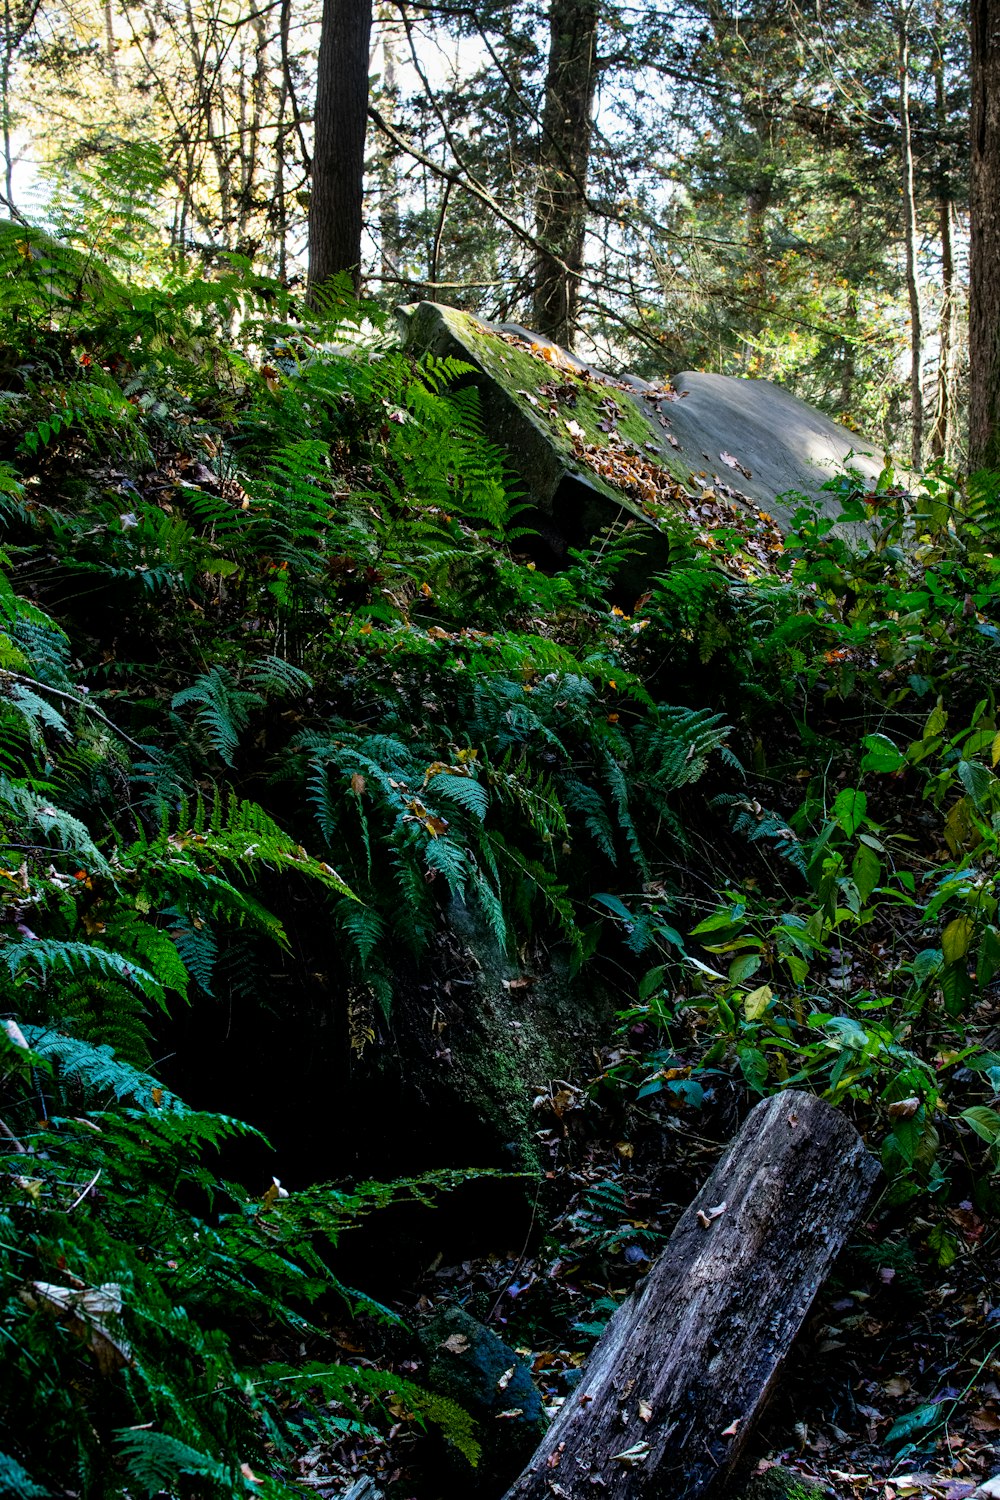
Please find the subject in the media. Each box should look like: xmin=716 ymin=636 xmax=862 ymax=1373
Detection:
xmin=376 ymin=6 xmax=402 ymax=288
xmin=503 ymin=1090 xmax=878 ymax=1500
xmin=929 ymin=0 xmax=954 ymax=461
xmin=308 ymin=0 xmax=374 ymax=297
xmin=899 ymin=1 xmax=924 ymax=470
xmin=969 ymin=0 xmax=1000 ymax=471
xmin=930 ymin=196 xmax=955 ymax=461
xmin=532 ymin=0 xmax=599 ymax=348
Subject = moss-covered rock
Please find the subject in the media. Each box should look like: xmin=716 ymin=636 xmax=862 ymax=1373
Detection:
xmin=421 ymin=1304 xmax=545 ymax=1490
xmin=394 ymin=896 xmax=615 ymax=1172
xmin=399 ymin=300 xmax=678 ymax=589
xmin=399 ymin=301 xmax=888 ymax=577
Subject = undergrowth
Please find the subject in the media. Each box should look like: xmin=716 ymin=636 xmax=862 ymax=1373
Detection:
xmin=2 ymin=194 xmax=1000 ymax=1494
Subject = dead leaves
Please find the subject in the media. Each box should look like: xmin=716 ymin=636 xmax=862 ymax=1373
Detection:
xmin=696 ymin=1200 xmax=727 ymax=1229
xmin=26 ymin=1280 xmax=131 ymax=1372
xmin=720 ymin=449 xmax=753 ymax=480
xmin=439 ymin=1332 xmax=470 ymax=1354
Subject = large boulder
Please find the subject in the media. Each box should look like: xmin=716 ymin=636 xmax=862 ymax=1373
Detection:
xmin=400 ymin=301 xmax=886 ymax=584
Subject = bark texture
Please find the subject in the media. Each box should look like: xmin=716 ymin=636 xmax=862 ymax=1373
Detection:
xmin=532 ymin=0 xmax=599 ymax=348
xmin=970 ymin=0 xmax=1000 ymax=470
xmin=502 ymin=1090 xmax=878 ymax=1500
xmin=308 ymin=0 xmax=373 ymax=296
xmin=899 ymin=1 xmax=924 ymax=469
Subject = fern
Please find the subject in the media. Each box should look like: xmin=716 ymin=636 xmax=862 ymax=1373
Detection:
xmin=713 ymin=793 xmax=808 ymax=875
xmin=636 ymin=706 xmax=737 ymax=795
xmin=0 ymin=777 xmax=110 ymax=870
xmin=0 ymin=1453 xmax=47 ymax=1499
xmin=114 ymin=1431 xmax=236 ymax=1497
xmin=18 ymin=1026 xmax=186 ymax=1111
xmin=4 ymin=939 xmax=167 ymax=1010
xmin=172 ymin=665 xmax=260 ymax=766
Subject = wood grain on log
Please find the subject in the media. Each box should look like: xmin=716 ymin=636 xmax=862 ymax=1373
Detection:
xmin=503 ymin=1090 xmax=879 ymax=1500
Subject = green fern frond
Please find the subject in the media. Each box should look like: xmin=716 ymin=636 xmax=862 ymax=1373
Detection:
xmin=114 ymin=1430 xmax=235 ymax=1497
xmin=5 ymin=940 xmax=167 ymax=1010
xmin=0 ymin=1453 xmax=47 ymax=1498
xmin=0 ymin=778 xmax=109 ymax=870
xmin=19 ymin=1025 xmax=185 ymax=1111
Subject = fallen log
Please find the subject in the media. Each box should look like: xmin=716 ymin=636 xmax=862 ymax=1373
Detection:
xmin=503 ymin=1089 xmax=879 ymax=1500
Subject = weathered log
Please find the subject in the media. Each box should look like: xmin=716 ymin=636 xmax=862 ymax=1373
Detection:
xmin=503 ymin=1090 xmax=879 ymax=1500
xmin=337 ymin=1478 xmax=382 ymax=1500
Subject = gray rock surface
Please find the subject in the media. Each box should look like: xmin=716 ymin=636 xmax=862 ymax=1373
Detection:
xmin=400 ymin=301 xmax=887 ymax=571
xmin=667 ymin=369 xmax=883 ymax=530
xmin=421 ymin=1305 xmax=545 ymax=1488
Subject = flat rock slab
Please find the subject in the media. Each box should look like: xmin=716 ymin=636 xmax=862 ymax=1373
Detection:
xmin=667 ymin=369 xmax=884 ymax=530
xmin=400 ymin=301 xmax=885 ymax=578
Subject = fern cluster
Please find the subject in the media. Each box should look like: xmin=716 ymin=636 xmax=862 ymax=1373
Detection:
xmin=0 ymin=212 xmax=785 ymax=1494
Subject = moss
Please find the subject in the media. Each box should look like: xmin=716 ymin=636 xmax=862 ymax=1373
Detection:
xmin=443 ymin=901 xmax=613 ymax=1171
xmin=421 ymin=1306 xmax=544 ymax=1488
xmin=729 ymin=1468 xmax=828 ymax=1500
xmin=429 ymin=306 xmax=689 ymax=498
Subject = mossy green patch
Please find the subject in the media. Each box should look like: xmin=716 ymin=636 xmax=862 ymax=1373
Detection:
xmin=729 ymin=1468 xmax=827 ymax=1500
xmin=444 ymin=900 xmax=614 ymax=1172
xmin=427 ymin=306 xmax=687 ymax=495
xmin=446 ymin=309 xmax=656 ymax=456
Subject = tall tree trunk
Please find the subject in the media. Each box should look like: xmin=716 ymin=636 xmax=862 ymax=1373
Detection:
xmin=532 ymin=0 xmax=599 ymax=348
xmin=1 ymin=0 xmax=15 ymax=212
xmin=969 ymin=0 xmax=1000 ymax=470
xmin=308 ymin=0 xmax=374 ymax=297
xmin=930 ymin=197 xmax=955 ymax=460
xmin=899 ymin=0 xmax=924 ymax=470
xmin=840 ymin=196 xmax=862 ymax=416
xmin=929 ymin=0 xmax=954 ymax=460
xmin=376 ymin=7 xmax=402 ymax=287
xmin=102 ymin=0 xmax=119 ymax=87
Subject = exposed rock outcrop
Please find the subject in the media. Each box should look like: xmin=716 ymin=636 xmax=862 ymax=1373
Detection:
xmin=401 ymin=301 xmax=886 ymax=587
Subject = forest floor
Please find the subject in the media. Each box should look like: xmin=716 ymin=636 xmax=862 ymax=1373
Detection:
xmin=295 ymin=1053 xmax=1000 ymax=1500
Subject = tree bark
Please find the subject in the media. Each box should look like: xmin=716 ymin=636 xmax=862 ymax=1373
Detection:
xmin=898 ymin=0 xmax=924 ymax=470
xmin=308 ymin=0 xmax=374 ymax=298
xmin=502 ymin=1091 xmax=878 ymax=1500
xmin=532 ymin=0 xmax=599 ymax=348
xmin=969 ymin=0 xmax=1000 ymax=471
xmin=930 ymin=196 xmax=955 ymax=461
xmin=929 ymin=0 xmax=955 ymax=461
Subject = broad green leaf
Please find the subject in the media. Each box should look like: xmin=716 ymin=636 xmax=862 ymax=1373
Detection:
xmin=860 ymin=733 xmax=906 ymax=773
xmin=851 ymin=843 xmax=881 ymax=904
xmin=737 ymin=1045 xmax=768 ymax=1092
xmin=638 ymin=965 xmax=667 ymax=1002
xmin=690 ymin=909 xmax=742 ymax=935
xmin=728 ymin=952 xmax=762 ymax=984
xmin=743 ymin=983 xmax=772 ymax=1020
xmin=960 ymin=1105 xmax=1000 ymax=1144
xmin=941 ymin=914 xmax=974 ymax=963
xmin=978 ymin=926 xmax=1000 ymax=988
xmin=923 ymin=699 xmax=947 ymax=740
xmin=784 ymin=953 xmax=809 ymax=985
xmin=833 ymin=787 xmax=867 ymax=836
xmin=958 ymin=758 xmax=995 ymax=811
xmin=884 ymin=1402 xmax=944 ymax=1447
xmin=926 ymin=1223 xmax=958 ymax=1269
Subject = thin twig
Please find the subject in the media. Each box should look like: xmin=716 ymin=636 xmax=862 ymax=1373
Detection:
xmin=67 ymin=1168 xmax=101 ymax=1213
